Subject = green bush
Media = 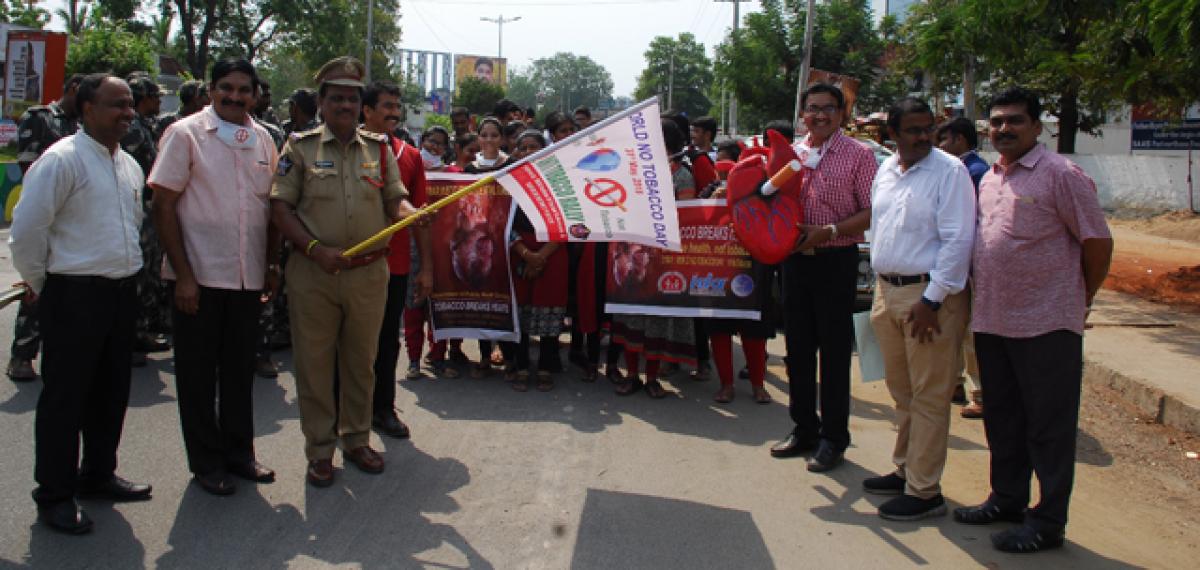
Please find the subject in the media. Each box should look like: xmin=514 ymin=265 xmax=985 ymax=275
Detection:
xmin=66 ymin=28 xmax=156 ymax=78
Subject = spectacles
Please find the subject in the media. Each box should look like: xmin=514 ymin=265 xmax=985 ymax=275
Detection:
xmin=803 ymin=105 xmax=840 ymax=116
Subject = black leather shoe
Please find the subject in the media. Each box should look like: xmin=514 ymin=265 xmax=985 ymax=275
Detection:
xmin=770 ymin=433 xmax=818 ymax=458
xmin=77 ymin=475 xmax=152 ymax=501
xmin=228 ymin=461 xmax=276 ymax=483
xmin=131 ymin=352 xmax=148 ymax=367
xmin=806 ymin=440 xmax=844 ymax=472
xmin=372 ymin=413 xmax=411 ymax=439
xmin=37 ymin=500 xmax=93 ymax=534
xmin=193 ymin=472 xmax=236 ymax=496
xmin=135 ymin=334 xmax=171 ymax=353
xmin=953 ymin=501 xmax=1026 ymax=525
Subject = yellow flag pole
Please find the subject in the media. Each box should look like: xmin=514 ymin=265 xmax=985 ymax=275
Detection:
xmin=341 ymin=174 xmax=498 ymax=257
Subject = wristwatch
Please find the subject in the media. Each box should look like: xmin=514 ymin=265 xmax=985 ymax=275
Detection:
xmin=825 ymin=224 xmax=839 ymax=239
xmin=920 ymin=296 xmax=942 ymax=311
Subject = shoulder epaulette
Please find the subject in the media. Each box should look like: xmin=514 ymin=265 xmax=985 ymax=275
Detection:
xmin=358 ymin=129 xmax=387 ymax=142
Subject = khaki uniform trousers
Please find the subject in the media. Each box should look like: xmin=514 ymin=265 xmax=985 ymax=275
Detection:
xmin=286 ymin=254 xmax=389 ymax=460
xmin=958 ymin=286 xmax=982 ymax=396
xmin=870 ymin=280 xmax=969 ymax=499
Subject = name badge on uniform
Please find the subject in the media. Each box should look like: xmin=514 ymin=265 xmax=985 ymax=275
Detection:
xmin=277 ymin=156 xmax=293 ymax=176
xmin=361 ymin=161 xmax=378 ymax=169
xmin=314 ymin=160 xmax=335 ymax=169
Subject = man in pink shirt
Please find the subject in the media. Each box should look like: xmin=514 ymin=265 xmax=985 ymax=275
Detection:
xmin=149 ymin=58 xmax=280 ymax=496
xmin=953 ymin=87 xmax=1112 ymax=553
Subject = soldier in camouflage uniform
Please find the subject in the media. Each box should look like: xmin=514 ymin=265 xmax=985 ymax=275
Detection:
xmin=253 ymin=83 xmax=289 ymax=378
xmin=155 ymin=80 xmax=209 ymax=142
xmin=122 ymin=76 xmax=171 ymax=364
xmin=6 ymin=74 xmax=85 ymax=381
xmin=282 ymin=88 xmax=319 ymax=135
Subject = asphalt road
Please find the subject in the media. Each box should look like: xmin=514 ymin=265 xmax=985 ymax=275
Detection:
xmin=0 ymin=229 xmax=1188 ymax=569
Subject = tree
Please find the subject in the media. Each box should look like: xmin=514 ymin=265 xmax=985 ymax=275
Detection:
xmin=54 ymin=0 xmax=91 ymax=36
xmin=529 ymin=52 xmax=613 ymax=112
xmin=66 ymin=27 xmax=156 ymax=77
xmin=452 ymin=76 xmax=505 ymax=115
xmin=713 ymin=0 xmax=888 ymax=132
xmin=283 ymin=0 xmax=402 ymax=83
xmin=505 ymin=67 xmax=538 ymax=109
xmin=174 ymin=0 xmax=222 ymax=77
xmin=0 ymin=0 xmax=51 ymax=27
xmin=634 ymin=33 xmax=713 ymax=118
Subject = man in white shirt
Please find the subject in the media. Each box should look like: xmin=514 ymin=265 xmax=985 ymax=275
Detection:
xmin=863 ymin=97 xmax=976 ymax=521
xmin=9 ymin=73 xmax=153 ymax=535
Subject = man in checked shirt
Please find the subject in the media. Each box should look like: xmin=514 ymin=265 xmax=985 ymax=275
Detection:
xmin=769 ymin=83 xmax=877 ymax=473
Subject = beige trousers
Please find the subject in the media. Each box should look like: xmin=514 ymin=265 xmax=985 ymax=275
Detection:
xmin=286 ymin=254 xmax=389 ymax=460
xmin=870 ymin=279 xmax=969 ymax=499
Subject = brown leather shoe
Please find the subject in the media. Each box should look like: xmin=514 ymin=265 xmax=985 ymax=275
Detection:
xmin=961 ymin=402 xmax=984 ymax=419
xmin=306 ymin=459 xmax=334 ymax=487
xmin=344 ymin=446 xmax=385 ymax=474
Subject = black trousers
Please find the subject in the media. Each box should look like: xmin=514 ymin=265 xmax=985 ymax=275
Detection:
xmin=172 ymin=287 xmax=260 ymax=476
xmin=975 ymin=330 xmax=1083 ymax=532
xmin=33 ymin=274 xmax=136 ymax=506
xmin=373 ymin=273 xmax=408 ymax=418
xmin=782 ymin=246 xmax=858 ymax=450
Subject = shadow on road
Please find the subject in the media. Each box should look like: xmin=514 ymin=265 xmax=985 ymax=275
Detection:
xmin=570 ymin=488 xmax=774 ymax=569
xmin=154 ymin=446 xmax=490 ymax=568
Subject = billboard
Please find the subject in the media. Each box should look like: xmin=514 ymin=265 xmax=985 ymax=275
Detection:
xmin=454 ymin=54 xmax=506 ymax=90
xmin=4 ymin=31 xmax=68 ymax=120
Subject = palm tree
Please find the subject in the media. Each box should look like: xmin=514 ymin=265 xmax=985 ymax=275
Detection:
xmin=54 ymin=0 xmax=92 ymax=36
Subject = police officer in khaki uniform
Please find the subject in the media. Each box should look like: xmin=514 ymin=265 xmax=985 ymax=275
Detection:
xmin=270 ymin=56 xmax=427 ymax=487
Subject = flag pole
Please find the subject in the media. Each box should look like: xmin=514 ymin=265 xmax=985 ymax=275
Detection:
xmin=342 ymin=174 xmax=497 ymax=257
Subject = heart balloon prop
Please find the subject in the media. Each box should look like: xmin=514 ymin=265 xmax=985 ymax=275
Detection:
xmin=727 ymin=129 xmax=805 ymax=265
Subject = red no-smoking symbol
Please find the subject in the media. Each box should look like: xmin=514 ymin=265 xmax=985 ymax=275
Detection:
xmin=584 ymin=178 xmax=627 ymax=212
xmin=234 ymin=128 xmax=250 ymax=143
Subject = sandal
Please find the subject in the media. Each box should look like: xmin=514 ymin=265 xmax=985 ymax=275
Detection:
xmin=953 ymin=502 xmax=1026 ymax=525
xmin=615 ymin=378 xmax=643 ymax=396
xmin=644 ymin=379 xmax=668 ymax=399
xmin=580 ymin=365 xmax=597 ymax=383
xmin=713 ymin=385 xmax=735 ymax=403
xmin=991 ymin=525 xmax=1064 ymax=553
xmin=605 ymin=366 xmax=624 ymax=384
xmin=536 ymin=370 xmax=554 ymax=392
xmin=512 ymin=370 xmax=530 ymax=392
xmin=752 ymin=386 xmax=772 ymax=404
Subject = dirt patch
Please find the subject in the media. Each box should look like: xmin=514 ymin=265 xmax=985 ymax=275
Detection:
xmin=1110 ymin=210 xmax=1200 ymax=245
xmin=1079 ymin=381 xmax=1200 ymax=521
xmin=1104 ymin=223 xmax=1200 ymax=312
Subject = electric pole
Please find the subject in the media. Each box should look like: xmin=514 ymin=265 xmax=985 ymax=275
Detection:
xmin=717 ymin=0 xmax=750 ymax=136
xmin=793 ymin=0 xmax=816 ymax=132
xmin=480 ymin=14 xmax=522 ymax=58
xmin=667 ymin=47 xmax=675 ymax=110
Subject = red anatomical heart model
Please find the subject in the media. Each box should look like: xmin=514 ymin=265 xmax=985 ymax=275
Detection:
xmin=727 ymin=129 xmax=805 ymax=265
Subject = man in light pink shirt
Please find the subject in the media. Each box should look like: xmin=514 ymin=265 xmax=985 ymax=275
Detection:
xmin=149 ymin=58 xmax=280 ymax=496
xmin=953 ymin=87 xmax=1113 ymax=554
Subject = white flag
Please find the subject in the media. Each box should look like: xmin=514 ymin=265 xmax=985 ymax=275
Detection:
xmin=495 ymin=98 xmax=682 ymax=251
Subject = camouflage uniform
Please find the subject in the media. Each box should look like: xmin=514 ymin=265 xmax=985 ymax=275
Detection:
xmin=10 ymin=102 xmax=79 ymax=366
xmin=255 ymin=116 xmax=291 ymax=365
xmin=121 ymin=112 xmax=171 ymax=338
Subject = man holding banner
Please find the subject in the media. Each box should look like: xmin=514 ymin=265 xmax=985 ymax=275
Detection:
xmin=269 ymin=57 xmax=424 ymax=487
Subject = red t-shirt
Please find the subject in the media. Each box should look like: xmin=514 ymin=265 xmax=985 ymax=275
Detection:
xmin=384 ymin=137 xmax=428 ymax=275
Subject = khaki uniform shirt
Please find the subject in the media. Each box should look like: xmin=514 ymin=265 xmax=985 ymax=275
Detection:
xmin=270 ymin=125 xmax=406 ymax=249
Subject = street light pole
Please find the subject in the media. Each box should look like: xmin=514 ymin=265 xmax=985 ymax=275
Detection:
xmin=365 ymin=0 xmax=375 ymax=81
xmin=480 ymin=14 xmax=522 ymax=58
xmin=717 ymin=0 xmax=750 ymax=136
xmin=793 ymin=0 xmax=816 ymax=131
xmin=667 ymin=48 xmax=675 ymax=110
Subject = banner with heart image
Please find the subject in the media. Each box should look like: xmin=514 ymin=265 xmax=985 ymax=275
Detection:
xmin=604 ymin=200 xmax=767 ymax=319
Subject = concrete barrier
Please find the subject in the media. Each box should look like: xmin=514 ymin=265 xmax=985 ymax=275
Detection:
xmin=980 ymin=151 xmax=1196 ymax=213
